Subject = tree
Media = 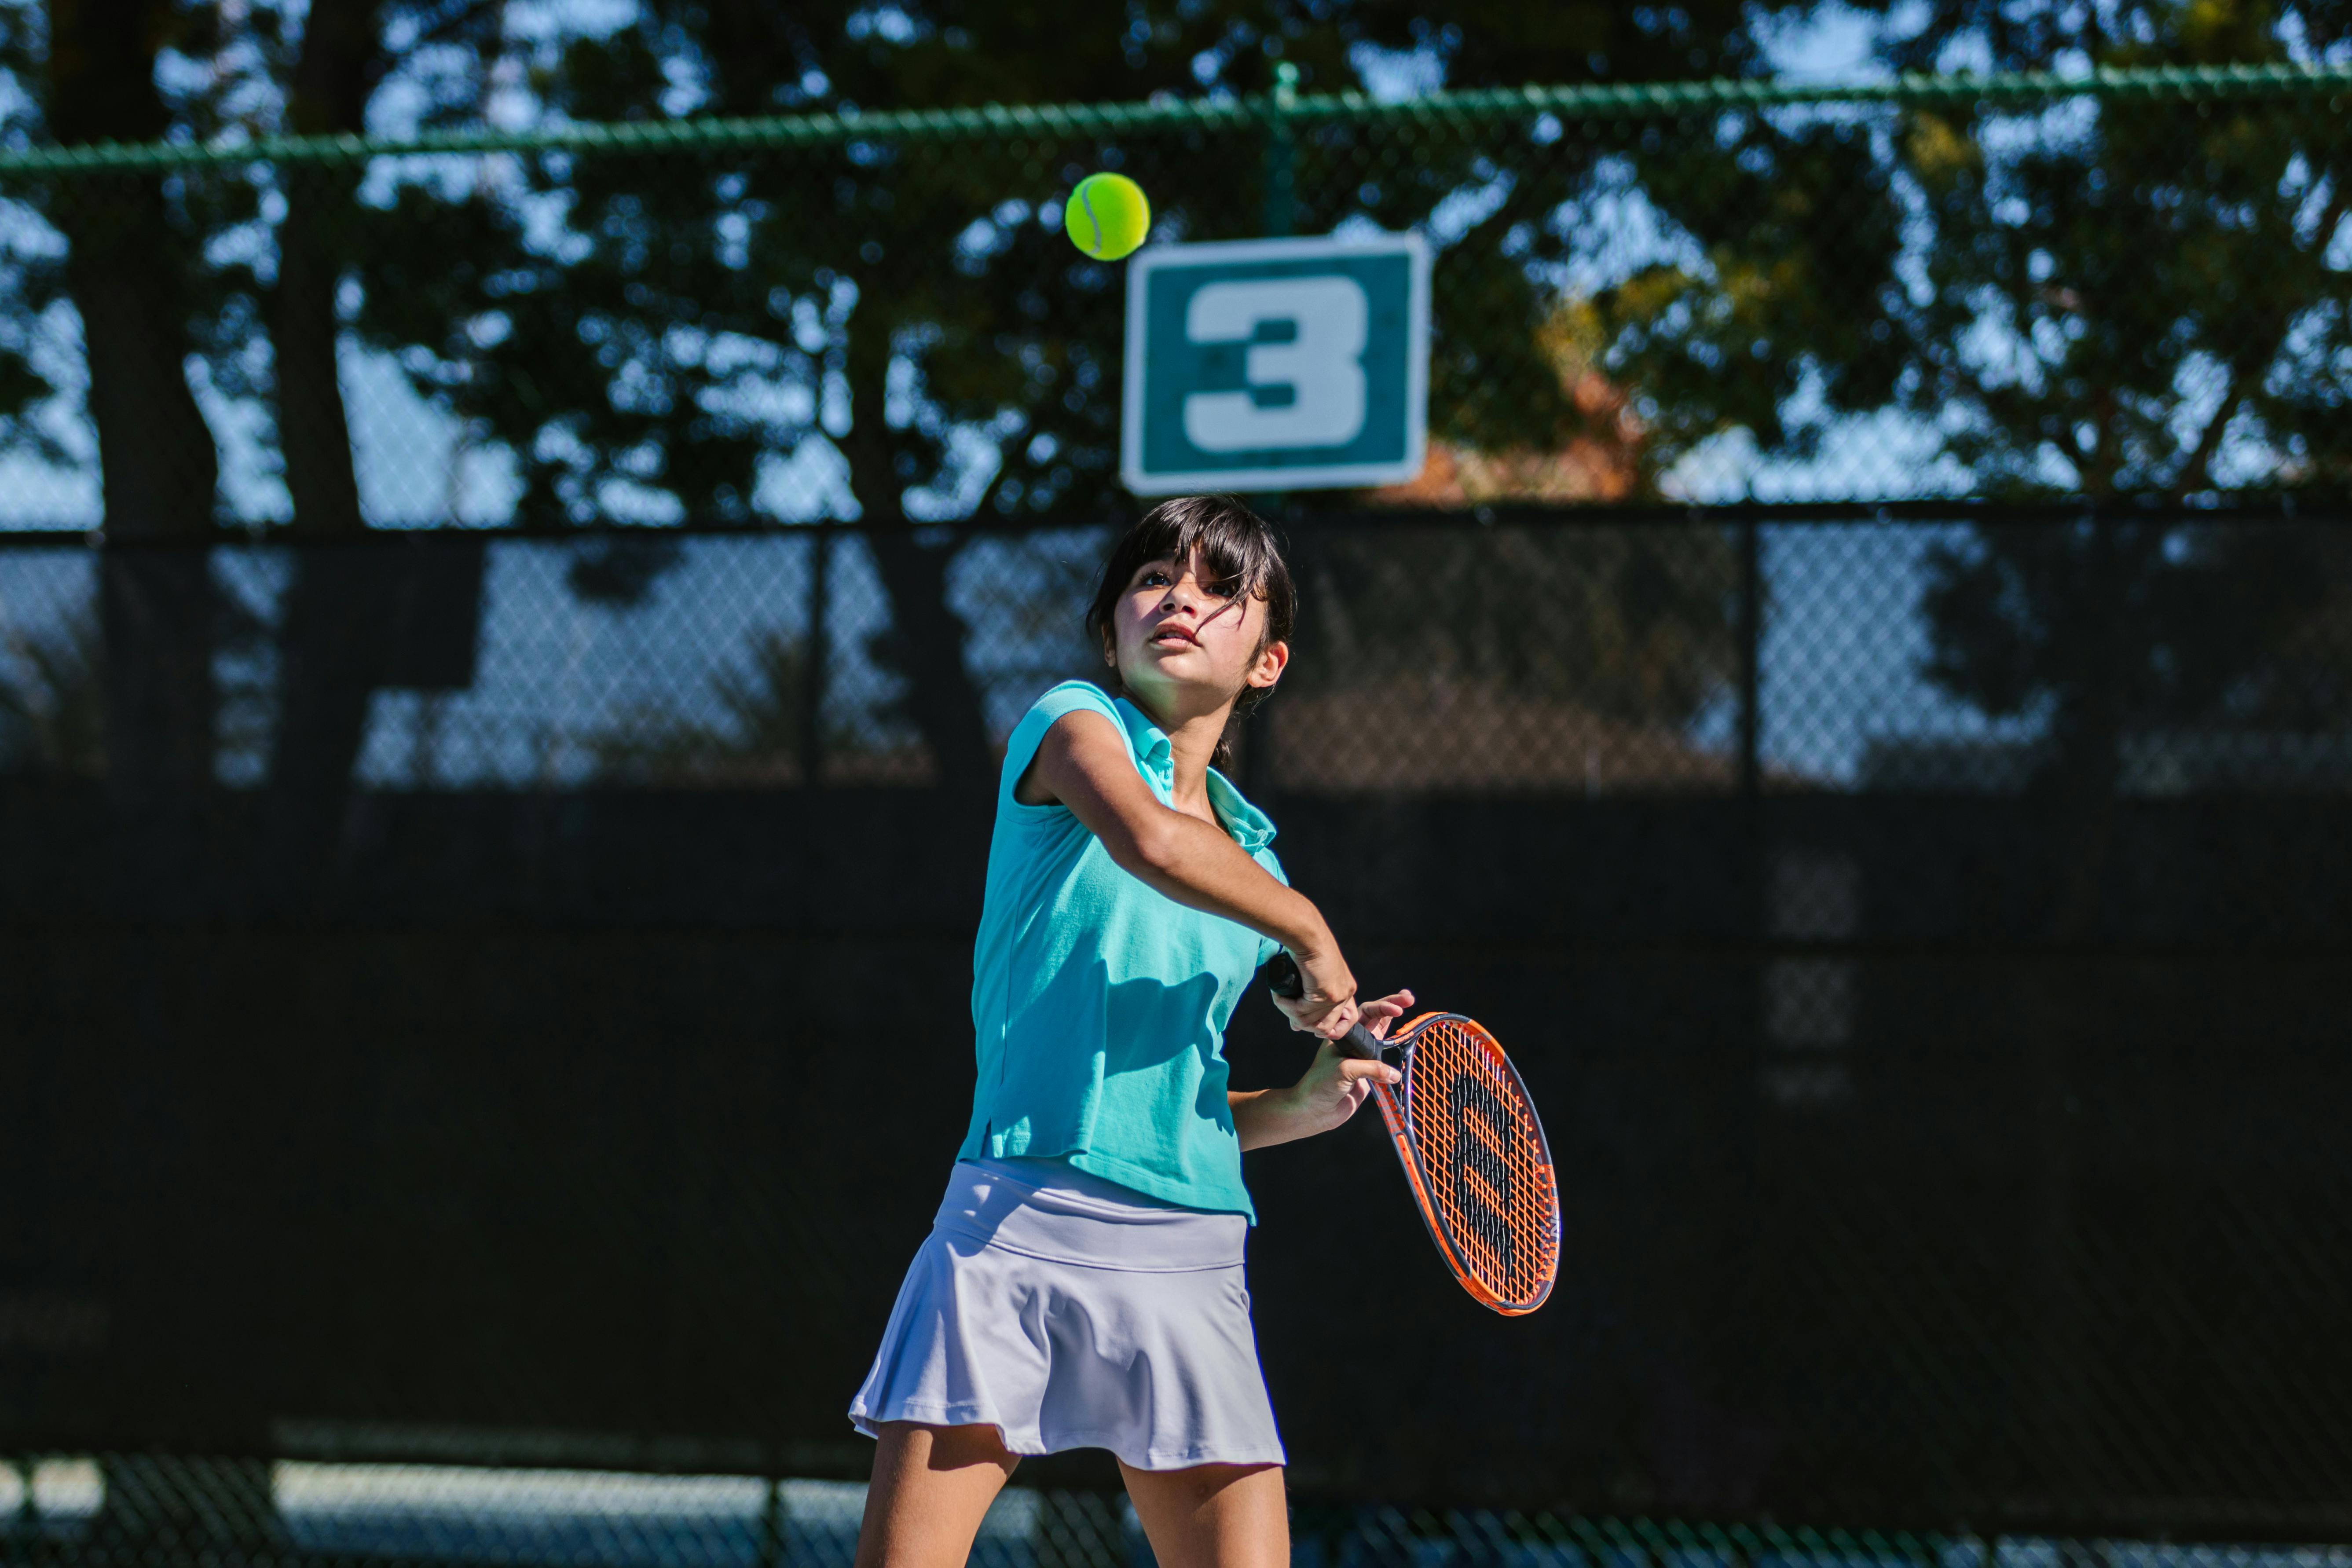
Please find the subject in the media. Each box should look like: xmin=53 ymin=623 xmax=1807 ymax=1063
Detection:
xmin=191 ymin=1 xmax=509 ymax=905
xmin=40 ymin=1 xmax=222 ymax=828
xmin=0 ymin=2 xmax=520 ymax=906
xmin=1297 ymin=307 xmax=1745 ymax=764
xmin=0 ymin=602 xmax=103 ymax=774
xmin=1845 ymin=0 xmax=2352 ymax=1507
xmin=1879 ymin=0 xmax=2352 ymax=763
xmin=21 ymin=15 xmax=264 ymax=1528
xmin=1 ymin=2 xmax=1883 ymax=806
xmin=0 ymin=7 xmax=508 ymax=1530
xmin=589 ymin=627 xmax=817 ymax=784
xmin=345 ymin=0 xmax=1834 ymax=791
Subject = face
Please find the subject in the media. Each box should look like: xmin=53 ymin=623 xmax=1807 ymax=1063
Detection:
xmin=1107 ymin=545 xmax=1288 ymax=720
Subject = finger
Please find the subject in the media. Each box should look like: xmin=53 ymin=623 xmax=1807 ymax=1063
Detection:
xmin=1280 ymin=996 xmax=1340 ymax=1035
xmin=1338 ymin=1057 xmax=1403 ymax=1086
xmin=1271 ymin=993 xmax=1318 ymax=1024
xmin=1316 ymin=1001 xmax=1361 ymax=1041
xmin=1357 ymin=992 xmax=1413 ymax=1035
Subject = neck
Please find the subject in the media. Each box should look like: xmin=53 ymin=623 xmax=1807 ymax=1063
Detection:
xmin=1160 ymin=705 xmax=1231 ymax=808
xmin=1127 ymin=686 xmax=1235 ymax=810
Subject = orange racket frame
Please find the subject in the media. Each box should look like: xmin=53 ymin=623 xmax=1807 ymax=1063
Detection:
xmin=1268 ymin=960 xmax=1561 ymax=1315
xmin=1369 ymin=1011 xmax=1560 ymax=1314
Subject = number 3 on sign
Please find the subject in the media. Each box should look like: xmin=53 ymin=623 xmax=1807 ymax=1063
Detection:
xmin=1121 ymin=233 xmax=1426 ymax=495
xmin=1182 ymin=278 xmax=1368 ymax=451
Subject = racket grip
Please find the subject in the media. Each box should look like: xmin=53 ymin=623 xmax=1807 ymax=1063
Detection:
xmin=1265 ymin=953 xmax=1388 ymax=1062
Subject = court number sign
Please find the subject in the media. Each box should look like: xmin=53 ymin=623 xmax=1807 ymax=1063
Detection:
xmin=1121 ymin=233 xmax=1430 ymax=495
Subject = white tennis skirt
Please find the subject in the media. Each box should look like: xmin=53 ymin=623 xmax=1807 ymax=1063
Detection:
xmin=847 ymin=1158 xmax=1285 ymax=1470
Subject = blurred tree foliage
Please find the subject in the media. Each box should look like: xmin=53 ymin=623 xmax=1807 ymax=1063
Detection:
xmin=588 ymin=627 xmax=817 ymax=784
xmin=1 ymin=0 xmax=2347 ymax=799
xmin=0 ymin=0 xmax=1836 ymax=795
xmin=1868 ymin=1 xmax=2352 ymax=772
xmin=0 ymin=602 xmax=103 ymax=775
xmin=1286 ymin=522 xmax=1740 ymax=730
xmin=339 ymin=0 xmax=1828 ymax=784
xmin=1844 ymin=6 xmax=2352 ymax=1502
xmin=0 ymin=0 xmax=513 ymax=906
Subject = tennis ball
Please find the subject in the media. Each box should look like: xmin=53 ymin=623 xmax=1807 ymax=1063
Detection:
xmin=1064 ymin=173 xmax=1151 ymax=261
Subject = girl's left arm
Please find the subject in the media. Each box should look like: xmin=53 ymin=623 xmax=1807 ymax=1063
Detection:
xmin=1231 ymin=986 xmax=1413 ymax=1151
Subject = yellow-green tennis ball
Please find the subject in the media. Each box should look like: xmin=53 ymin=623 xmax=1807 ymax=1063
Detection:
xmin=1064 ymin=173 xmax=1150 ymax=261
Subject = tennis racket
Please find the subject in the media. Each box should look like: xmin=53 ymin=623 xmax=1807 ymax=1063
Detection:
xmin=1267 ymin=954 xmax=1560 ymax=1315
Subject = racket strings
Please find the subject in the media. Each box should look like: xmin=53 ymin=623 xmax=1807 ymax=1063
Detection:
xmin=1405 ymin=1019 xmax=1560 ymax=1308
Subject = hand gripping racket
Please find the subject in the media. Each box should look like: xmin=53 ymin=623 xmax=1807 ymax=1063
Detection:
xmin=1268 ymin=955 xmax=1560 ymax=1315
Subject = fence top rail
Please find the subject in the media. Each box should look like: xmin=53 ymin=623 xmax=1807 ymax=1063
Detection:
xmin=1 ymin=495 xmax=2348 ymax=550
xmin=0 ymin=61 xmax=2347 ymax=177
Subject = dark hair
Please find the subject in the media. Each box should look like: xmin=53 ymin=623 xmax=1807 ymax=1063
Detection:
xmin=1085 ymin=495 xmax=1297 ymax=769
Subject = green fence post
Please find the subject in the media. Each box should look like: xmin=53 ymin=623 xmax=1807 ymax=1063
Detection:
xmin=761 ymin=1475 xmax=786 ymax=1568
xmin=802 ymin=523 xmax=832 ymax=787
xmin=7 ymin=1457 xmax=31 ymax=1568
xmin=1240 ymin=56 xmax=1302 ymax=799
xmin=1263 ymin=60 xmax=1298 ymax=238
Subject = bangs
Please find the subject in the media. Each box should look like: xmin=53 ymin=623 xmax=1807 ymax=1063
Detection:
xmin=1123 ymin=503 xmax=1282 ymax=605
xmin=1084 ymin=495 xmax=1297 ymax=655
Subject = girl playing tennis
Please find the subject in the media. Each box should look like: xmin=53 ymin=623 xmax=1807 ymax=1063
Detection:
xmin=849 ymin=494 xmax=1410 ymax=1568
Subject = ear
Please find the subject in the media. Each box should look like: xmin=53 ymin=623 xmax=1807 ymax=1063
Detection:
xmin=1244 ymin=637 xmax=1289 ymax=692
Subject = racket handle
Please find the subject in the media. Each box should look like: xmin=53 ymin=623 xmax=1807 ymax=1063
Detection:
xmin=1265 ymin=953 xmax=1388 ymax=1062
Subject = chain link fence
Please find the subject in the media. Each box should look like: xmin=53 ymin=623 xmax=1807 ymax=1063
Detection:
xmin=1 ymin=66 xmax=2349 ymax=531
xmin=4 ymin=509 xmax=2349 ymax=803
xmin=11 ymin=1458 xmax=2352 ymax=1568
xmin=4 ymin=64 xmax=2352 ymax=1568
xmin=0 ymin=66 xmax=2344 ymax=803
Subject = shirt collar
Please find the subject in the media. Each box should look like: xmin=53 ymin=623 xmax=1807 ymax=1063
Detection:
xmin=1111 ymin=695 xmax=1278 ymax=854
xmin=1111 ymin=695 xmax=1175 ymax=790
xmin=1205 ymin=769 xmax=1278 ymax=853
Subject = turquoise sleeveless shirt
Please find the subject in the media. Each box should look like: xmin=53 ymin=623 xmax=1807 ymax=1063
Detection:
xmin=959 ymin=681 xmax=1284 ymax=1220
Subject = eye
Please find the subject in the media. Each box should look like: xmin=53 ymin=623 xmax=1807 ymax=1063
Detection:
xmin=1137 ymin=568 xmax=1173 ymax=588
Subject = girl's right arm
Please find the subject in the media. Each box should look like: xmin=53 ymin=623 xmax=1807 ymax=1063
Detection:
xmin=1019 ymin=708 xmax=1363 ymax=1037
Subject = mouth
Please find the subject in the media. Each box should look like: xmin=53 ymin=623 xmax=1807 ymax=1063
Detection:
xmin=1148 ymin=624 xmax=1198 ymax=648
